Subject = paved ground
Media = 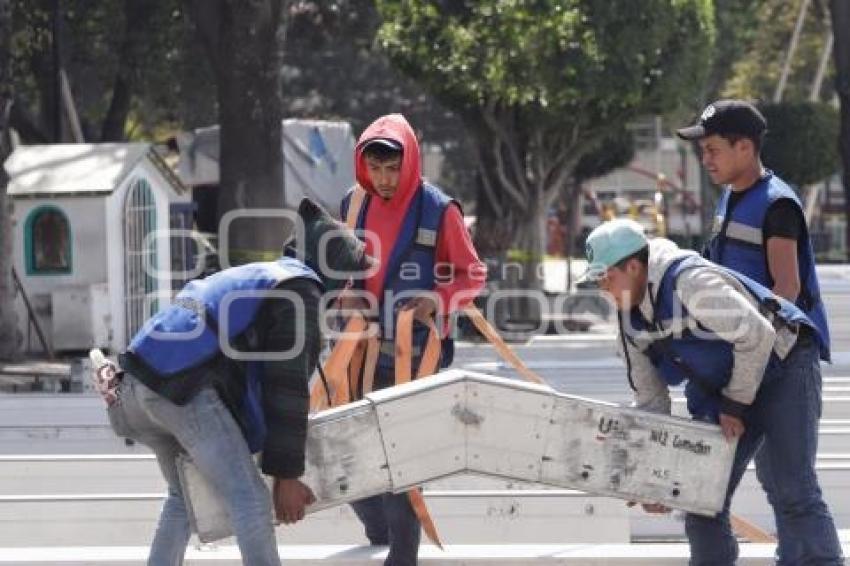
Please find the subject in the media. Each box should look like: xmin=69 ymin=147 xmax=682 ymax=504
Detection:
xmin=1 ymin=269 xmax=849 ymax=560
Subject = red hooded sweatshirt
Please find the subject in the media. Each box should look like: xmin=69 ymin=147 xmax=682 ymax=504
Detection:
xmin=353 ymin=114 xmax=485 ymax=320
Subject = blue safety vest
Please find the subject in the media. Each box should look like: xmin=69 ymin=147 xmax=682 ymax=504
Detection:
xmin=341 ymin=183 xmax=455 ymax=372
xmin=704 ymin=173 xmax=830 ymax=360
xmin=128 ymin=257 xmax=321 ymax=451
xmin=624 ymin=254 xmax=818 ymax=420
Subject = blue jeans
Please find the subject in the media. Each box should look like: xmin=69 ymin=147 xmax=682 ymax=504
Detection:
xmin=108 ymin=373 xmax=280 ymax=566
xmin=351 ymin=366 xmax=421 ymax=565
xmin=685 ymin=338 xmax=843 ymax=565
xmin=351 ymin=492 xmax=421 ymax=566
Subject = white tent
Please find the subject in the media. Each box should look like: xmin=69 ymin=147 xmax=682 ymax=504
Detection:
xmin=175 ymin=119 xmax=356 ymax=214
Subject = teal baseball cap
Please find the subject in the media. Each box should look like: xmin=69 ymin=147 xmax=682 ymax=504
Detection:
xmin=581 ymin=219 xmax=648 ymax=281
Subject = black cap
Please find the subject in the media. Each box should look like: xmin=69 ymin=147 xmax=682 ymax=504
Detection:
xmin=676 ymin=100 xmax=766 ymax=141
xmin=362 ymin=137 xmax=402 ymax=152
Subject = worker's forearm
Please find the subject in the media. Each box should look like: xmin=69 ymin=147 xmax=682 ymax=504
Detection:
xmin=771 ymin=281 xmax=800 ymax=303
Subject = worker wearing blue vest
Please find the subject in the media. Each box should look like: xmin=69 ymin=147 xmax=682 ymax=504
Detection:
xmin=583 ymin=219 xmax=842 ymax=565
xmin=339 ymin=114 xmax=485 ymax=565
xmin=678 ymin=100 xmax=841 ymax=564
xmin=677 ymin=99 xmax=830 ymax=359
xmin=108 ymin=199 xmax=372 ymax=566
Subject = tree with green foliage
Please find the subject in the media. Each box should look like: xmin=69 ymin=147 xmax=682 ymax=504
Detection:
xmin=698 ymin=0 xmax=764 ymax=103
xmin=760 ymin=101 xmax=839 ymax=187
xmin=8 ymin=0 xmax=206 ymax=143
xmin=375 ymin=0 xmax=715 ymax=294
xmin=99 ymin=0 xmax=176 ymax=141
xmin=282 ymin=0 xmax=478 ymax=201
xmin=724 ymin=0 xmax=850 ymax=258
xmin=283 ymin=1 xmax=455 ymax=137
xmin=724 ymin=0 xmax=835 ymax=102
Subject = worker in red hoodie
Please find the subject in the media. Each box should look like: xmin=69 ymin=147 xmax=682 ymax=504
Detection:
xmin=339 ymin=114 xmax=485 ymax=565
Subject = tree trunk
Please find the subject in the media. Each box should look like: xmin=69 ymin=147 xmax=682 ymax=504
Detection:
xmin=187 ymin=0 xmax=286 ymax=264
xmin=27 ymin=20 xmax=61 ymax=141
xmin=510 ymin=200 xmax=547 ymax=278
xmin=469 ymin=119 xmax=577 ymax=330
xmin=0 ymin=0 xmax=21 ymax=360
xmin=100 ymin=0 xmax=159 ymax=142
xmin=9 ymin=97 xmax=49 ymax=143
xmin=831 ymin=0 xmax=850 ymax=258
xmin=471 ymin=172 xmax=512 ymax=259
xmin=504 ymin=196 xmax=546 ymax=327
xmin=561 ymin=177 xmax=582 ymax=257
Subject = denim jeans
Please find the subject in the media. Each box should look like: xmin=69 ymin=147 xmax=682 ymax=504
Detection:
xmin=108 ymin=372 xmax=280 ymax=566
xmin=685 ymin=338 xmax=843 ymax=565
xmin=351 ymin=492 xmax=421 ymax=566
xmin=350 ymin=366 xmax=421 ymax=565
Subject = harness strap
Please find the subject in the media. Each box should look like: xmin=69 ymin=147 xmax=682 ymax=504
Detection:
xmin=395 ymin=307 xmax=442 ymax=384
xmin=308 ymin=313 xmax=369 ymax=412
xmin=348 ymin=339 xmax=367 ymax=401
xmin=345 ymin=186 xmax=367 ymax=229
xmin=408 ymin=489 xmax=443 ymax=550
xmin=308 ymin=301 xmax=445 ymax=547
xmin=361 ymin=330 xmax=380 ymax=395
xmin=462 ymin=305 xmax=547 ymax=386
xmin=392 ymin=307 xmax=445 ymax=548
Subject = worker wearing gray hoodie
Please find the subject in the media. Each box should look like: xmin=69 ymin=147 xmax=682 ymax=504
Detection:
xmin=582 ymin=219 xmax=842 ymax=565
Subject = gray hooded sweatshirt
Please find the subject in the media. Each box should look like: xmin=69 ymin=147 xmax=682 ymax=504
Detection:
xmin=620 ymin=238 xmax=798 ymax=416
